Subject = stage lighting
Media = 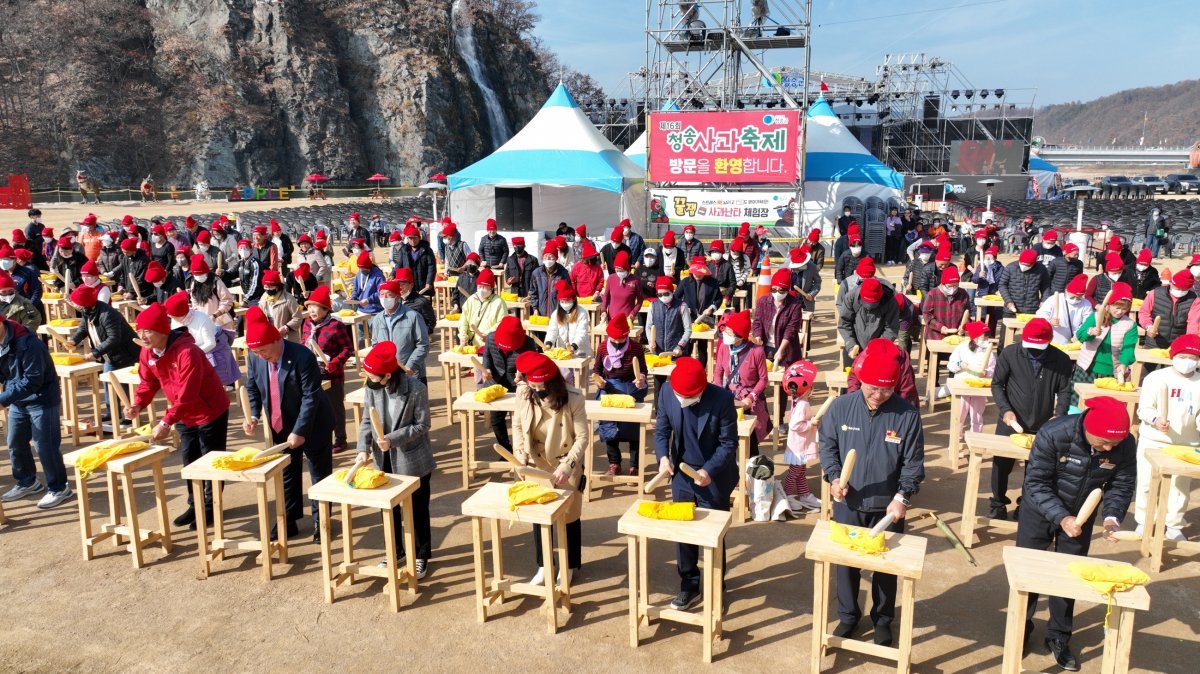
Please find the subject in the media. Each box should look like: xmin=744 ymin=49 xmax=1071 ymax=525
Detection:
xmin=736 ymin=100 xmax=745 ymax=109
xmin=854 ymin=113 xmax=863 ymax=121
xmin=867 ymin=94 xmax=879 ymax=105
xmin=608 ymin=98 xmax=616 ymax=106
xmin=854 ymin=99 xmax=863 ymax=107
xmin=993 ymin=104 xmax=1001 ymax=110
xmin=964 ymin=90 xmax=974 ymax=99
xmin=980 ymin=89 xmax=989 ymax=99
xmin=620 ymin=99 xmax=628 ymax=106
xmin=994 ymin=89 xmax=1005 ymax=98
xmin=752 ymin=97 xmax=762 ymax=106
xmin=951 ymin=105 xmax=958 ymax=112
xmin=951 ymin=90 xmax=960 ymax=99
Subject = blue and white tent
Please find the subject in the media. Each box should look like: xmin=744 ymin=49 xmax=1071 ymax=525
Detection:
xmin=1028 ymin=154 xmax=1059 ymax=199
xmin=624 ymin=101 xmax=680 ymax=168
xmin=449 ymin=84 xmax=645 ymax=239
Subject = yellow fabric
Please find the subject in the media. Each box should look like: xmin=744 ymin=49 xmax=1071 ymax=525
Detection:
xmin=474 ymin=384 xmax=508 ymax=403
xmin=964 ymin=377 xmax=992 ymax=388
xmin=981 ymin=294 xmax=1003 ymax=301
xmin=507 ymin=481 xmax=558 ymax=510
xmin=1068 ymin=561 xmax=1150 ymax=628
xmin=601 ymin=394 xmax=636 ymax=408
xmin=544 ymin=347 xmax=574 ymax=361
xmin=942 ymin=335 xmax=963 ymax=345
xmin=642 ymin=299 xmax=652 ymax=307
xmin=335 ymin=467 xmax=389 ymax=489
xmin=737 ymin=408 xmax=745 ymax=421
xmin=336 ymin=309 xmax=357 ymax=317
xmin=51 ymin=353 xmax=86 ymax=366
xmin=765 ymin=359 xmax=774 ymax=372
xmin=1146 ymin=348 xmax=1171 ymax=359
xmin=133 ymin=423 xmax=154 ymax=436
xmin=577 ymin=297 xmax=595 ymax=305
xmin=637 ymin=501 xmax=695 ymax=521
xmin=74 ymin=440 xmax=149 ymax=478
xmin=446 ymin=276 xmax=459 ymax=284
xmin=212 ymin=448 xmax=273 ymax=471
xmin=1163 ymin=445 xmax=1200 ymax=465
xmin=1059 ymin=342 xmax=1082 ymax=351
xmin=1094 ymin=377 xmax=1136 ymax=391
xmin=1010 ymin=433 xmax=1034 ymax=449
xmin=452 ymin=345 xmax=480 ymax=355
xmin=691 ymin=322 xmax=712 ymax=332
xmin=527 ymin=315 xmax=550 ymax=326
xmin=445 ymin=312 xmax=462 ymax=320
xmin=1015 ymin=313 xmax=1035 ymax=323
xmin=500 ymin=292 xmax=519 ymax=302
xmin=1131 ymin=298 xmax=1143 ymax=310
xmin=830 ymin=521 xmax=889 ymax=556
xmin=645 ymin=353 xmax=673 ymax=368
xmin=43 ymin=292 xmax=62 ymax=299
xmin=48 ymin=319 xmax=80 ymax=328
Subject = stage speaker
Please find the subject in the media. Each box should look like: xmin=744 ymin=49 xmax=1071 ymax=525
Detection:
xmin=496 ymin=187 xmax=533 ymax=230
xmin=923 ymin=96 xmax=941 ymax=129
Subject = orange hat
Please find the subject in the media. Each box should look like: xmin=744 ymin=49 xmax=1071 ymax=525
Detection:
xmin=394 ymin=268 xmax=415 ymax=284
xmin=244 ymin=306 xmax=281 ymax=348
xmin=305 ymin=285 xmax=333 ymax=310
xmin=606 ymin=313 xmax=631 ymax=340
xmin=1018 ymin=249 xmax=1037 ymax=266
xmin=262 ymin=270 xmax=283 ymax=286
xmin=1170 ymin=334 xmax=1200 ymax=358
xmin=670 ymin=357 xmax=707 ymax=397
xmin=515 ymin=351 xmax=558 ymax=383
xmin=477 ymin=268 xmax=496 ymax=287
xmin=770 ymin=268 xmax=791 ymax=290
xmin=1082 ymin=396 xmax=1130 ymax=441
xmin=1065 ymin=274 xmax=1088 ymax=295
xmin=853 ymin=349 xmax=900 ymax=388
xmin=860 ymin=278 xmax=883 ymax=303
xmin=70 ymin=284 xmax=99 ymax=309
xmin=357 ymin=251 xmax=373 ymax=269
xmin=135 ymin=302 xmax=171 ymax=334
xmin=941 ymin=266 xmax=960 ymax=285
xmin=144 ymin=261 xmax=166 ymax=283
xmin=555 ymin=279 xmax=576 ymax=301
xmin=494 ymin=315 xmax=525 ymax=351
xmin=164 ymin=291 xmax=191 ymax=318
xmin=362 ymin=341 xmax=400 ymax=377
xmin=614 ymin=250 xmax=630 ymax=270
xmin=724 ymin=310 xmax=751 ymax=340
xmin=190 ymin=255 xmax=210 ymax=275
xmin=1021 ymin=318 xmax=1053 ymax=346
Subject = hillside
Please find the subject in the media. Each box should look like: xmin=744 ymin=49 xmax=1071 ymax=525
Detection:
xmin=0 ymin=0 xmax=552 ymax=188
xmin=1033 ymin=79 xmax=1200 ymax=147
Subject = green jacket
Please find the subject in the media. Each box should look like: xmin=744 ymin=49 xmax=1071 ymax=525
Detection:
xmin=2 ymin=295 xmax=42 ymax=332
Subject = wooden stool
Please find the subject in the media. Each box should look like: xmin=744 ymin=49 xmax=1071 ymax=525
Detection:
xmin=923 ymin=339 xmax=957 ymax=412
xmin=946 ymin=379 xmax=995 ymax=470
xmin=730 ymin=418 xmax=756 ymax=524
xmin=806 ymin=519 xmax=927 ymax=674
xmin=461 ymin=481 xmax=575 ymax=634
xmin=434 ymin=317 xmax=460 ymax=355
xmin=180 ymin=451 xmax=290 ymax=581
xmin=618 ymin=499 xmax=732 ymax=663
xmin=333 ymin=312 xmax=372 ymax=373
xmin=437 ymin=351 xmax=474 ymax=427
xmin=583 ymin=399 xmax=652 ymax=502
xmin=959 ymin=431 xmax=1029 ymax=547
xmin=309 ymin=472 xmax=421 ymax=612
xmin=453 ymin=392 xmax=518 ymax=490
xmin=346 ymin=386 xmax=365 ymax=440
xmin=1001 ymin=546 xmax=1150 ymax=674
xmin=54 ymin=360 xmax=104 ymax=446
xmin=62 ymin=443 xmax=173 ymax=568
xmin=1140 ymin=445 xmax=1200 ymax=572
xmin=105 ymin=366 xmax=157 ymax=433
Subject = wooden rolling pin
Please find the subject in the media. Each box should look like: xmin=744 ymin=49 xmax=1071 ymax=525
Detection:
xmin=1151 ymin=315 xmax=1162 ymax=336
xmin=252 ymin=439 xmax=292 ymax=461
xmin=343 ymin=454 xmax=368 ymax=486
xmin=238 ymin=385 xmax=254 ymax=423
xmin=492 ymin=444 xmax=558 ymax=483
xmin=643 ymin=469 xmax=672 ymax=493
xmin=679 ymin=463 xmax=702 ymax=481
xmin=811 ymin=395 xmax=837 ymax=425
xmin=1075 ymin=488 xmax=1103 ymax=524
xmin=868 ymin=512 xmax=897 ymax=537
xmin=834 ymin=449 xmax=857 ymax=503
xmin=368 ymin=408 xmax=387 ymax=445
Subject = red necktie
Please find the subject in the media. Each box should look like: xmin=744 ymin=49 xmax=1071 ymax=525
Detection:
xmin=269 ymin=361 xmax=284 ymax=433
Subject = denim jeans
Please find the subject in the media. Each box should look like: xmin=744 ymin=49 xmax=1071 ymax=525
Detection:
xmin=7 ymin=403 xmax=67 ymax=493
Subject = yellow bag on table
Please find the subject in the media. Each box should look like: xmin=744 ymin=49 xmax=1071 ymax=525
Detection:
xmin=335 ymin=466 xmax=389 ymax=489
xmin=637 ymin=501 xmax=695 ymax=521
xmin=830 ymin=521 xmax=889 ymax=556
xmin=508 ymin=481 xmax=558 ymax=510
xmin=445 ymin=312 xmax=461 ymax=320
xmin=452 ymin=345 xmax=479 ymax=355
xmin=50 ymin=353 xmax=85 ymax=366
xmin=528 ymin=315 xmax=550 ymax=326
xmin=336 ymin=309 xmax=357 ymax=317
xmin=49 ymin=319 xmax=80 ymax=328
xmin=212 ymin=448 xmax=274 ymax=471
xmin=1015 ymin=313 xmax=1035 ymax=323
xmin=1010 ymin=433 xmax=1034 ymax=449
xmin=691 ymin=322 xmax=711 ymax=332
xmin=964 ymin=377 xmax=992 ymax=388
xmin=74 ymin=440 xmax=149 ymax=478
xmin=1146 ymin=348 xmax=1171 ymax=359
xmin=544 ymin=347 xmax=574 ymax=361
xmin=1068 ymin=561 xmax=1149 ymax=627
xmin=500 ymin=292 xmax=519 ymax=302
xmin=644 ymin=353 xmax=673 ymax=368
xmin=942 ymin=335 xmax=963 ymax=345
xmin=1163 ymin=445 xmax=1200 ymax=465
xmin=446 ymin=276 xmax=459 ymax=284
xmin=577 ymin=297 xmax=595 ymax=305
xmin=981 ymin=294 xmax=1003 ymax=302
xmin=1059 ymin=342 xmax=1082 ymax=352
xmin=601 ymin=394 xmax=636 ymax=408
xmin=1094 ymin=377 xmax=1136 ymax=392
xmin=474 ymin=384 xmax=508 ymax=403
xmin=43 ymin=292 xmax=62 ymax=300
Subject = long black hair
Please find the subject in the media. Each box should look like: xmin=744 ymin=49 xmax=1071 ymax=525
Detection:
xmin=189 ymin=275 xmax=217 ymax=305
xmin=543 ymin=371 xmax=569 ymax=411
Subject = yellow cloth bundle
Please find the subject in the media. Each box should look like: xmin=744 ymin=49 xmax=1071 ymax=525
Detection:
xmin=691 ymin=322 xmax=712 ymax=332
xmin=212 ymin=448 xmax=273 ymax=471
xmin=830 ymin=521 xmax=889 ymax=556
xmin=1146 ymin=348 xmax=1171 ymax=359
xmin=981 ymin=294 xmax=1003 ymax=301
xmin=50 ymin=353 xmax=86 ymax=366
xmin=942 ymin=335 xmax=963 ymax=345
xmin=637 ymin=501 xmax=695 ymax=521
xmin=736 ymin=408 xmax=745 ymax=421
xmin=765 ymin=359 xmax=774 ymax=372
xmin=577 ymin=297 xmax=595 ymax=305
xmin=445 ymin=312 xmax=462 ymax=320
xmin=446 ymin=276 xmax=459 ymax=284
xmin=500 ymin=292 xmax=519 ymax=302
xmin=1131 ymin=298 xmax=1143 ymax=310
xmin=528 ymin=315 xmax=550 ymax=326
xmin=74 ymin=440 xmax=149 ymax=478
xmin=474 ymin=384 xmax=508 ymax=403
xmin=335 ymin=467 xmax=389 ymax=489
xmin=1010 ymin=433 xmax=1034 ymax=449
xmin=1163 ymin=445 xmax=1200 ymax=465
xmin=1015 ymin=313 xmax=1035 ymax=323
xmin=1094 ymin=377 xmax=1136 ymax=391
xmin=48 ymin=319 xmax=80 ymax=328
xmin=1059 ymin=342 xmax=1082 ymax=351
xmin=452 ymin=345 xmax=480 ymax=355
xmin=336 ymin=309 xmax=357 ymax=317
xmin=642 ymin=299 xmax=652 ymax=307
xmin=601 ymin=394 xmax=636 ymax=408
xmin=332 ymin=278 xmax=345 ymax=292
xmin=544 ymin=347 xmax=574 ymax=361
xmin=43 ymin=292 xmax=62 ymax=299
xmin=645 ymin=353 xmax=673 ymax=368
xmin=964 ymin=377 xmax=992 ymax=388
xmin=507 ymin=481 xmax=558 ymax=510
xmin=1068 ymin=561 xmax=1150 ymax=628
xmin=132 ymin=423 xmax=154 ymax=436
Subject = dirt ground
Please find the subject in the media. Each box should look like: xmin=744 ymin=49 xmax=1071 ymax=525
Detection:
xmin=0 ymin=200 xmax=1196 ymax=673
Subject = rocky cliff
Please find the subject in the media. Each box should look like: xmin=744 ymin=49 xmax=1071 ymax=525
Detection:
xmin=0 ymin=0 xmax=549 ymax=188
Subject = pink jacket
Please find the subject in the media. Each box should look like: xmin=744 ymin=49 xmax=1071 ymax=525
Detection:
xmin=1137 ymin=287 xmax=1200 ymax=336
xmin=713 ymin=341 xmax=770 ymax=441
xmin=786 ymin=397 xmax=818 ymax=465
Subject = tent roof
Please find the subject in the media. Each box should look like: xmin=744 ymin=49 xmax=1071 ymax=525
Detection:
xmin=805 ymin=98 xmax=904 ymax=190
xmin=1029 ymin=154 xmax=1057 ymax=172
xmin=449 ymin=83 xmax=643 ymax=193
xmin=624 ymin=101 xmax=679 ymax=169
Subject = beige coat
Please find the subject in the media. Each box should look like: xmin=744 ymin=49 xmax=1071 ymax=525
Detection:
xmin=512 ymin=383 xmax=589 ymax=518
xmin=190 ymin=278 xmax=236 ymax=329
xmin=258 ymin=290 xmax=305 ymax=338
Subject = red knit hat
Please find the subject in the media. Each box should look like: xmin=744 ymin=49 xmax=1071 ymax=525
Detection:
xmin=542 ymin=241 xmax=558 ymax=258
xmin=580 ymin=240 xmax=598 ymax=258
xmin=80 ymin=260 xmax=99 ymax=276
xmin=57 ymin=236 xmax=72 ymax=250
xmin=1021 ymin=318 xmax=1053 ymax=346
xmin=964 ymin=321 xmax=989 ymax=341
xmin=196 ymin=230 xmax=211 ymax=245
xmin=854 ymin=350 xmax=900 ymax=388
xmin=555 ymin=279 xmax=576 ymax=301
xmin=262 ymin=270 xmax=283 ymax=287
xmin=1043 ymin=230 xmax=1059 ymax=242
xmin=1082 ymin=396 xmax=1130 ymax=441
xmin=238 ymin=239 xmax=252 ymax=249
xmin=941 ymin=266 xmax=960 ymax=285
xmin=738 ymin=222 xmax=750 ymax=238
xmin=655 ymin=276 xmax=674 ymax=292
xmin=315 ymin=240 xmax=328 ymax=251
xmin=0 ymin=275 xmax=12 ymax=291
xmin=709 ymin=240 xmax=725 ymax=254
xmin=135 ymin=302 xmax=171 ymax=334
xmin=379 ymin=280 xmax=402 ymax=295
xmin=1108 ymin=281 xmax=1133 ymax=304
xmin=494 ymin=315 xmax=525 ymax=350
xmin=689 ymin=257 xmax=709 ymax=276
xmin=512 ymin=236 xmax=525 ymax=246
xmin=1107 ymin=236 xmax=1122 ymax=252
xmin=244 ymin=306 xmax=281 ymax=348
xmin=848 ymin=234 xmax=862 ymax=246
xmin=305 ymin=285 xmax=333 ymax=310
xmin=441 ymin=224 xmax=456 ymax=237
xmin=725 ymin=310 xmax=751 ymax=340
xmin=1104 ymin=252 xmax=1124 ymax=272
xmin=270 ymin=220 xmax=281 ymax=233
xmin=477 ymin=268 xmax=497 ymax=287
xmin=662 ymin=230 xmax=676 ymax=247
xmin=683 ymin=224 xmax=696 ymax=234
xmin=576 ymin=224 xmax=587 ymax=237
xmin=144 ymin=261 xmax=166 ymax=283
xmin=1065 ymin=274 xmax=1088 ymax=295
xmin=974 ymin=230 xmax=988 ymax=241
xmin=848 ymin=222 xmax=861 ymax=237
xmin=614 ymin=250 xmax=631 ymax=270
xmin=1136 ymin=249 xmax=1152 ymax=266
xmin=363 ymin=341 xmax=400 ymax=377
xmin=252 ymin=225 xmax=267 ymax=235
xmin=394 ymin=268 xmax=414 ymax=284
xmin=985 ymin=246 xmax=999 ymax=257
xmin=807 ymin=228 xmax=821 ymax=244
xmin=70 ymin=284 xmax=99 ymax=309
xmin=730 ymin=237 xmax=745 ymax=253
xmin=14 ymin=249 xmax=31 ymax=263
xmin=190 ymin=255 xmax=210 ymax=275
xmin=10 ymin=230 xmax=25 ymax=244
xmin=385 ymin=231 xmax=401 ymax=244
xmin=789 ymin=248 xmax=805 ymax=265
xmin=610 ymin=225 xmax=623 ymax=243
xmin=1190 ymin=254 xmax=1200 ymax=267
xmin=164 ymin=291 xmax=191 ymax=318
xmin=670 ymin=357 xmax=707 ymax=397
xmin=770 ymin=268 xmax=791 ymax=290
xmin=1063 ymin=242 xmax=1079 ymax=255
xmin=607 ymin=313 xmax=631 ymax=340
xmin=486 ymin=218 xmax=497 ymax=232
xmin=856 ymin=257 xmax=877 ymax=278
xmin=860 ymin=278 xmax=883 ymax=303
xmin=515 ymin=351 xmax=558 ymax=383
xmin=1170 ymin=334 xmax=1200 ymax=358
xmin=1018 ymin=249 xmax=1037 ymax=266
xmin=404 ymin=224 xmax=420 ymax=238
xmin=465 ymin=252 xmax=481 ymax=265
xmin=1172 ymin=269 xmax=1194 ymax=290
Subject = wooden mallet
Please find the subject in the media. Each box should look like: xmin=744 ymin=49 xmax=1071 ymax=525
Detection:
xmin=834 ymin=448 xmax=857 ymax=503
xmin=643 ymin=469 xmax=672 ymax=493
xmin=679 ymin=463 xmax=702 ymax=481
xmin=1075 ymin=488 xmax=1103 ymax=526
xmin=492 ymin=443 xmax=558 ymax=483
xmin=252 ymin=439 xmax=293 ymax=461
xmin=106 ymin=371 xmax=135 ymax=437
xmin=368 ymin=408 xmax=387 ymax=446
xmin=343 ymin=453 xmax=368 ymax=486
xmin=811 ymin=394 xmax=837 ymax=426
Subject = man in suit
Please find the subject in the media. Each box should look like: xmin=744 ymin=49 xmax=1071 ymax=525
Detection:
xmin=653 ymin=356 xmax=739 ymax=611
xmin=243 ymin=306 xmax=334 ymax=542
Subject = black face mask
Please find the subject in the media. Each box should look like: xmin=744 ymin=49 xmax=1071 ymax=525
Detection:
xmin=366 ymin=379 xmax=386 ymax=390
xmin=265 ymin=287 xmax=280 ymax=296
xmin=533 ymin=388 xmax=550 ymax=399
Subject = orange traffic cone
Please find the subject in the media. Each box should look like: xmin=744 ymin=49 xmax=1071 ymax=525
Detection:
xmin=755 ymin=255 xmax=772 ymax=304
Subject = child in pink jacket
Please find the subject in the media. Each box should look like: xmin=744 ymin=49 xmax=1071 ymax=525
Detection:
xmin=782 ymin=360 xmax=821 ymax=511
xmin=947 ymin=321 xmax=998 ymax=442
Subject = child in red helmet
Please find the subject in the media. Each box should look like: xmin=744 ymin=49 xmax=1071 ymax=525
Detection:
xmin=782 ymin=360 xmax=822 ymax=512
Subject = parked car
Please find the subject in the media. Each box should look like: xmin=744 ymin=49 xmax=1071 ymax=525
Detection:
xmin=1132 ymin=175 xmax=1169 ymax=194
xmin=1164 ymin=173 xmax=1200 ymax=194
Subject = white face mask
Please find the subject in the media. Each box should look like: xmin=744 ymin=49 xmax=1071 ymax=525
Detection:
xmin=644 ymin=256 xmax=655 ymax=266
xmin=616 ymin=271 xmax=628 ymax=281
xmin=0 ymin=260 xmax=13 ymax=271
xmin=984 ymin=256 xmax=995 ymax=265
xmin=1019 ymin=264 xmax=1032 ymax=273
xmin=1191 ymin=266 xmax=1200 ymax=278
xmin=850 ymin=246 xmax=862 ymax=255
xmin=238 ymin=249 xmax=250 ymax=259
xmin=193 ymin=274 xmax=208 ymax=284
xmin=198 ymin=243 xmax=209 ymax=252
xmin=942 ymin=285 xmax=958 ymax=295
xmin=153 ymin=281 xmax=164 ymax=289
xmin=624 ymin=227 xmax=632 ymax=236
xmin=709 ymin=252 xmax=722 ymax=261
xmin=381 ymin=296 xmax=397 ymax=311
xmin=559 ymin=301 xmax=574 ymax=312
xmin=542 ymin=258 xmax=555 ymax=269
xmin=676 ymin=393 xmax=701 ymax=408
xmin=1107 ymin=272 xmax=1121 ymax=281
xmin=478 ymin=287 xmax=493 ymax=299
xmin=1043 ymin=242 xmax=1054 ymax=249
xmin=685 ymin=233 xmax=694 ymax=241
xmin=1171 ymin=287 xmax=1188 ymax=299
xmin=658 ymin=294 xmax=672 ymax=306
xmin=1136 ymin=264 xmax=1149 ymax=272
xmin=0 ymin=293 xmax=13 ymax=304
xmin=919 ymin=254 xmax=931 ymax=262
xmin=772 ymin=291 xmax=786 ymax=301
xmin=1173 ymin=356 xmax=1198 ymax=375
xmin=1021 ymin=341 xmax=1046 ymax=351
xmin=574 ymin=235 xmax=582 ymax=242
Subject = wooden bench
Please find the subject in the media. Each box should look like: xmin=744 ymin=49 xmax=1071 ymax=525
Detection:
xmin=452 ymin=392 xmax=519 ymax=490
xmin=1140 ymin=445 xmax=1200 ymax=572
xmin=960 ymin=431 xmax=1030 ymax=547
xmin=583 ymin=399 xmax=653 ymax=502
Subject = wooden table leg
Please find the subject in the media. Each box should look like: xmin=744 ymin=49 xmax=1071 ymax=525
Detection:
xmin=714 ymin=539 xmax=725 ymax=629
xmin=105 ymin=470 xmax=123 ymax=547
xmin=810 ymin=560 xmax=828 ymax=673
xmin=458 ymin=411 xmax=470 ymax=490
xmin=342 ymin=503 xmax=355 ymax=584
xmin=256 ymin=482 xmax=273 ymax=581
xmin=89 ymin=372 xmax=102 ymax=440
xmin=897 ymin=577 xmax=916 ymax=674
xmin=401 ymin=499 xmax=418 ymax=594
xmin=151 ymin=461 xmax=172 ymax=554
xmin=627 ymin=535 xmax=640 ymax=647
xmin=948 ymin=395 xmax=963 ymax=471
xmin=925 ymin=351 xmax=938 ymax=412
xmin=192 ymin=481 xmax=211 ymax=578
xmin=213 ymin=477 xmax=226 ymax=561
xmin=319 ymin=501 xmax=334 ymax=604
xmin=637 ymin=423 xmax=647 ymax=491
xmin=381 ymin=505 xmax=401 ymax=613
xmin=540 ymin=522 xmax=557 ymax=634
xmin=467 ymin=411 xmax=479 ymax=486
xmin=1149 ymin=466 xmax=1170 ymax=572
xmin=119 ymin=471 xmax=144 ymax=569
xmin=736 ymin=434 xmax=750 ymax=524
xmin=772 ymin=382 xmax=782 ymax=454
xmin=275 ymin=472 xmax=289 ymax=565
xmin=960 ymin=449 xmax=983 ymax=548
xmin=585 ymin=427 xmax=597 ymax=503
xmin=1106 ymin=606 xmax=1136 ymax=674
xmin=1001 ymin=587 xmax=1025 ymax=674
xmin=472 ymin=517 xmax=487 ymax=623
xmin=702 ymin=545 xmax=715 ymax=663
xmin=73 ymin=468 xmax=93 ymax=561
xmin=556 ymin=520 xmax=571 ymax=610
xmin=1141 ymin=465 xmax=1159 ymax=559
xmin=489 ymin=518 xmax=506 ymax=604
xmin=442 ymin=363 xmax=453 ymax=427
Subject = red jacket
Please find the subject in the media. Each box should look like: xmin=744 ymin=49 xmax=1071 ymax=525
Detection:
xmin=570 ymin=261 xmax=605 ymax=298
xmin=135 ymin=330 xmax=230 ymax=427
xmin=600 ymin=273 xmax=643 ymax=320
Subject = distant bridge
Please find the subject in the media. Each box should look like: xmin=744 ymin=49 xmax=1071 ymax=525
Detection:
xmin=1038 ymin=145 xmax=1192 ymax=166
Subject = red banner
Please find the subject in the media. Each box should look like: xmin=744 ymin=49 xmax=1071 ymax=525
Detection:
xmin=647 ymin=110 xmax=800 ymax=184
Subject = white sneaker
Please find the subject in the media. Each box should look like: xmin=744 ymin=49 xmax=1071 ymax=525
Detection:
xmin=556 ymin=568 xmax=577 ymax=586
xmin=791 ymin=493 xmax=822 ymax=511
xmin=36 ymin=485 xmax=72 ymax=509
xmin=529 ymin=567 xmax=545 ymax=586
xmin=1166 ymin=527 xmax=1187 ymax=542
xmin=2 ymin=480 xmax=45 ymax=501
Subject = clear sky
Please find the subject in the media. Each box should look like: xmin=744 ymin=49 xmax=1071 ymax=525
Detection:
xmin=534 ymin=0 xmax=1199 ymax=106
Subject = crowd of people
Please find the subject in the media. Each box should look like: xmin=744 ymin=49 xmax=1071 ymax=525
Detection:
xmin=0 ymin=204 xmax=1190 ymax=672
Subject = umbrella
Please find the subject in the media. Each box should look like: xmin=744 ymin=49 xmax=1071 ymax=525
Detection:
xmin=367 ymin=173 xmax=390 ymax=182
xmin=430 ymin=172 xmax=447 ymax=181
xmin=304 ymin=173 xmax=329 ymax=183
xmin=419 ymin=181 xmax=447 ymax=190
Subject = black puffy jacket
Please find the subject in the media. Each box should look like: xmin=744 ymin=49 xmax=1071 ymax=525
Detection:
xmin=1023 ymin=413 xmax=1136 ymax=527
xmin=1046 ymin=256 xmax=1083 ymax=294
xmin=71 ymin=302 xmax=140 ymax=369
xmin=998 ymin=262 xmax=1049 ymax=314
xmin=834 ymin=251 xmax=865 ymax=284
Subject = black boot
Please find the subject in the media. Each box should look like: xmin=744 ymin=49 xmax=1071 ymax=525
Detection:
xmin=1045 ymin=638 xmax=1079 ymax=671
xmin=270 ymin=519 xmax=300 ymax=541
xmin=173 ymin=507 xmax=196 ymax=527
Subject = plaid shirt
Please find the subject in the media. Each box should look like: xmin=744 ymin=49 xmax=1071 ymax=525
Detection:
xmin=300 ymin=316 xmax=353 ymax=381
xmin=920 ymin=287 xmax=971 ymax=341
